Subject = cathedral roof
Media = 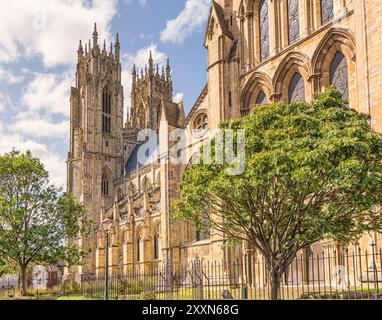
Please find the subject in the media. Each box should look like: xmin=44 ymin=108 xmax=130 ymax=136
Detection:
xmin=125 ymin=142 xmax=157 ymax=174
xmin=185 ymin=84 xmax=208 ymax=126
xmin=161 ymin=100 xmax=185 ymax=127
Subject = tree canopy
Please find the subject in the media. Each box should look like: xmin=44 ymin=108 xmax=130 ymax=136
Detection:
xmin=173 ymin=88 xmax=382 ymax=299
xmin=0 ymin=150 xmax=89 ymax=295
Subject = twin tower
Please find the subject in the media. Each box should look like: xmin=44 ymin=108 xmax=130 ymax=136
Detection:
xmin=67 ymin=25 xmax=175 ymax=274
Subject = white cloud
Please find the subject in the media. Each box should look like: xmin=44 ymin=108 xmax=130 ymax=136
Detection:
xmin=0 ymin=92 xmax=15 ymax=112
xmin=124 ymin=0 xmax=147 ymax=6
xmin=0 ymin=125 xmax=67 ymax=188
xmin=124 ymin=44 xmax=167 ymax=70
xmin=0 ymin=69 xmax=70 ymax=187
xmin=0 ymin=67 xmax=24 ymax=84
xmin=160 ymin=0 xmax=210 ymax=44
xmin=0 ymin=0 xmax=117 ymax=67
xmin=173 ymin=92 xmax=184 ymax=103
xmin=10 ymin=112 xmax=69 ymax=139
xmin=22 ymin=72 xmax=73 ymax=117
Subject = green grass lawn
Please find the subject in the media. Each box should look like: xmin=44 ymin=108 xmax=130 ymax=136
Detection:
xmin=2 ymin=284 xmax=382 ymax=300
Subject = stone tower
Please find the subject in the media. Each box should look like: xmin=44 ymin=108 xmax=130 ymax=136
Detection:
xmin=67 ymin=24 xmax=124 ymax=277
xmin=127 ymin=53 xmax=173 ymax=132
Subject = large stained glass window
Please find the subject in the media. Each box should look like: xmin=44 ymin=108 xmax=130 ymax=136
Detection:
xmin=288 ymin=73 xmax=305 ymax=102
xmin=102 ymin=88 xmax=112 ymax=134
xmin=321 ymin=0 xmax=334 ymax=24
xmin=256 ymin=91 xmax=267 ymax=104
xmin=330 ymin=51 xmax=349 ymax=100
xmin=259 ymin=0 xmax=270 ymax=61
xmin=288 ymin=0 xmax=300 ymax=44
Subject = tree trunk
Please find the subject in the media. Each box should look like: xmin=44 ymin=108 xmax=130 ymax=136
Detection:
xmin=20 ymin=265 xmax=28 ymax=296
xmin=270 ymin=269 xmax=281 ymax=300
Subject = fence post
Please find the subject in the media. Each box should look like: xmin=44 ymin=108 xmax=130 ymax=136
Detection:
xmin=192 ymin=257 xmax=204 ymax=300
xmin=165 ymin=260 xmax=173 ymax=300
xmin=371 ymin=242 xmax=379 ymax=299
xmin=241 ymin=286 xmax=248 ymax=300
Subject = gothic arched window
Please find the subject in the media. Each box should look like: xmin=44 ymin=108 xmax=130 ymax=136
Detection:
xmin=287 ymin=0 xmax=300 ymax=44
xmin=321 ymin=0 xmax=334 ymax=24
xmin=193 ymin=113 xmax=208 ymax=137
xmin=102 ymin=88 xmax=112 ymax=134
xmin=330 ymin=51 xmax=349 ymax=100
xmin=256 ymin=91 xmax=268 ymax=105
xmin=142 ymin=177 xmax=151 ymax=193
xmin=288 ymin=73 xmax=305 ymax=102
xmin=102 ymin=172 xmax=109 ymax=196
xmin=259 ymin=0 xmax=270 ymax=61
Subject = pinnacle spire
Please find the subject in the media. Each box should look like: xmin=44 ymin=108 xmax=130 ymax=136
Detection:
xmin=148 ymin=50 xmax=154 ymax=75
xmin=110 ymin=42 xmax=113 ymax=55
xmin=78 ymin=40 xmax=84 ymax=59
xmin=132 ymin=64 xmax=137 ymax=83
xmin=92 ymin=23 xmax=98 ymax=47
xmin=114 ymin=34 xmax=120 ymax=61
xmin=166 ymin=58 xmax=171 ymax=80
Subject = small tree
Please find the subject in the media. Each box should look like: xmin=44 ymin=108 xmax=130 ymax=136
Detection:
xmin=173 ymin=89 xmax=382 ymax=299
xmin=0 ymin=150 xmax=89 ymax=296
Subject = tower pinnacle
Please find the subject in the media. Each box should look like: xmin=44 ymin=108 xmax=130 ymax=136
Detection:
xmin=166 ymin=58 xmax=171 ymax=81
xmin=148 ymin=50 xmax=154 ymax=76
xmin=92 ymin=23 xmax=98 ymax=47
xmin=115 ymin=33 xmax=120 ymax=61
xmin=78 ymin=40 xmax=84 ymax=59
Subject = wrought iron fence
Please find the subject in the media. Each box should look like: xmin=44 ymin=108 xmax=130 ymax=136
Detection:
xmin=0 ymin=274 xmax=63 ymax=300
xmin=80 ymin=248 xmax=382 ymax=300
xmin=1 ymin=248 xmax=381 ymax=300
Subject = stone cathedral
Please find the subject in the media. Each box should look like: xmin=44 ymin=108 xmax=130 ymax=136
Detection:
xmin=66 ymin=0 xmax=382 ymax=278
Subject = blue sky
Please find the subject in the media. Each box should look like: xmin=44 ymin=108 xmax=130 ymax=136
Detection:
xmin=0 ymin=0 xmax=210 ymax=187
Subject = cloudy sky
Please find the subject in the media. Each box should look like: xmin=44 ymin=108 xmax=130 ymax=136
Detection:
xmin=0 ymin=0 xmax=210 ymax=188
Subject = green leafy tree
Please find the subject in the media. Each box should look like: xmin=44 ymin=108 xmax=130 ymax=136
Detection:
xmin=0 ymin=259 xmax=17 ymax=277
xmin=173 ymin=88 xmax=382 ymax=299
xmin=0 ymin=257 xmax=8 ymax=277
xmin=0 ymin=150 xmax=89 ymax=296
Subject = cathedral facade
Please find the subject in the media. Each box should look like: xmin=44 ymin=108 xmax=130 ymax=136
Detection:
xmin=66 ymin=0 xmax=382 ymax=278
